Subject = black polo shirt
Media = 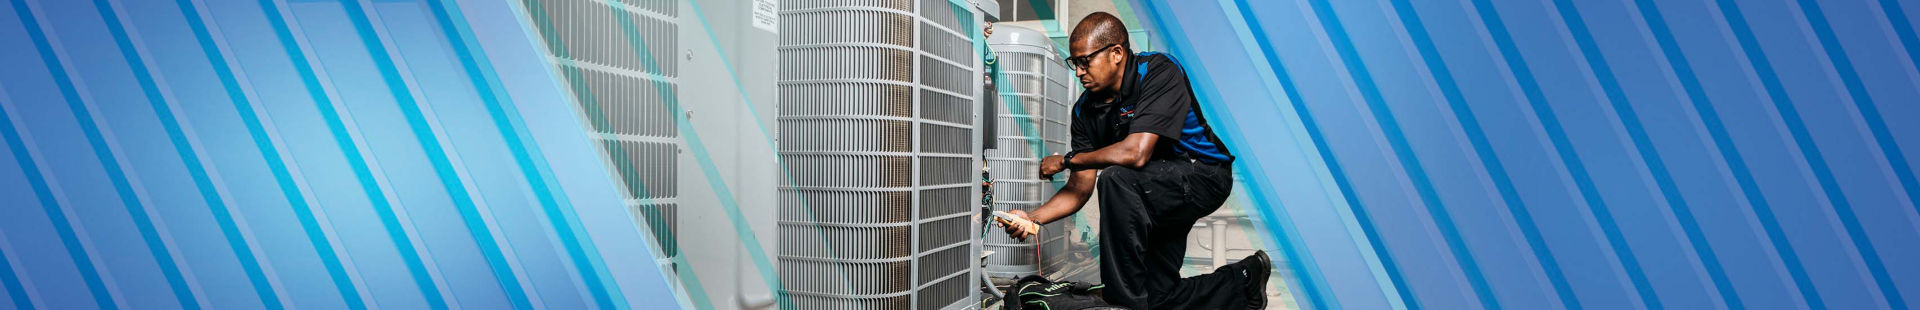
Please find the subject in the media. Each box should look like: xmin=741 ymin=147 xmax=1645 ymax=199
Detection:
xmin=1070 ymin=52 xmax=1234 ymax=164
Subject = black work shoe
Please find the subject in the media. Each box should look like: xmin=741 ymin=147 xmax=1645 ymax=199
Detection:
xmin=1243 ymin=250 xmax=1272 ymax=309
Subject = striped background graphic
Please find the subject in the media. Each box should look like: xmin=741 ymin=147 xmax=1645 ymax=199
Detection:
xmin=1132 ymin=0 xmax=1920 ymax=308
xmin=5 ymin=0 xmax=1920 ymax=308
xmin=0 ymin=0 xmax=679 ymax=308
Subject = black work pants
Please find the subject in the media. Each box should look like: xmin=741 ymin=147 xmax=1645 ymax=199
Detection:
xmin=1096 ymin=159 xmax=1247 ymax=309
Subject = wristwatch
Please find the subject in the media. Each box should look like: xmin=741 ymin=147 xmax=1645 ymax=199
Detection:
xmin=1061 ymin=150 xmax=1081 ymax=169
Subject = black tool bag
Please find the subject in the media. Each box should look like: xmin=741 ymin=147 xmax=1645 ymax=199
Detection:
xmin=1006 ymin=275 xmax=1129 ymax=310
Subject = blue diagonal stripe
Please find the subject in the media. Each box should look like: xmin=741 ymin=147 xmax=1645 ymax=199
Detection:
xmin=0 ymin=96 xmax=103 ymax=310
xmin=1293 ymin=0 xmax=1503 ymax=307
xmin=11 ymin=0 xmax=193 ymax=307
xmin=0 ymin=236 xmax=28 ymax=309
xmin=1709 ymin=0 xmax=1887 ymax=307
xmin=424 ymin=0 xmax=625 ymax=308
xmin=1629 ymin=0 xmax=1821 ymax=307
xmin=0 ymin=3 xmax=119 ymax=308
xmin=255 ymin=0 xmax=391 ymax=306
xmin=332 ymin=0 xmax=533 ymax=307
xmin=173 ymin=0 xmax=302 ymax=306
xmin=1787 ymin=0 xmax=1908 ymax=307
xmin=1382 ymin=0 xmax=1580 ymax=307
xmin=96 ymin=0 xmax=286 ymax=307
xmin=1155 ymin=0 xmax=1420 ymax=307
xmin=1547 ymin=0 xmax=1741 ymax=308
xmin=1222 ymin=0 xmax=1348 ymax=308
xmin=1467 ymin=0 xmax=1660 ymax=307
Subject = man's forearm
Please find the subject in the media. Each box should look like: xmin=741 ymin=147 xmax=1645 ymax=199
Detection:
xmin=1067 ymin=132 xmax=1160 ymax=169
xmin=1029 ymin=169 xmax=1098 ymax=225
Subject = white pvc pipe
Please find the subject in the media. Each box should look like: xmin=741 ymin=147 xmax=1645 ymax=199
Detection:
xmin=1212 ymin=218 xmax=1228 ymax=270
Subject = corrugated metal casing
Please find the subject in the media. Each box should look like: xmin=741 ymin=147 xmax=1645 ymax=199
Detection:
xmin=778 ymin=0 xmax=983 ymax=309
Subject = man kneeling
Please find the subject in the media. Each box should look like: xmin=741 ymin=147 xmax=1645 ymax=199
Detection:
xmin=997 ymin=12 xmax=1272 ymax=310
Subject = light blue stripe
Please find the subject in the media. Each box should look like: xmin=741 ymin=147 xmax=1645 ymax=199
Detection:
xmin=513 ymin=0 xmax=698 ymax=306
xmin=588 ymin=2 xmax=716 ymax=308
xmin=1629 ymin=0 xmax=1820 ymax=307
xmin=1875 ymin=0 xmax=1920 ymax=231
xmin=1708 ymin=0 xmax=1883 ymax=307
xmin=96 ymin=0 xmax=264 ymax=307
xmin=1787 ymin=0 xmax=1907 ymax=307
xmin=1884 ymin=0 xmax=1920 ymax=79
xmin=0 ymin=97 xmax=104 ymax=310
xmin=332 ymin=0 xmax=532 ymax=307
xmin=1546 ymin=0 xmax=1738 ymax=308
xmin=1379 ymin=0 xmax=1578 ymax=307
xmin=1294 ymin=0 xmax=1501 ymax=306
xmin=254 ymin=0 xmax=392 ymax=307
xmin=51 ymin=4 xmax=207 ymax=308
xmin=1466 ymin=0 xmax=1660 ymax=307
xmin=10 ymin=1 xmax=175 ymax=308
xmin=1219 ymin=0 xmax=1343 ymax=308
xmin=1146 ymin=0 xmax=1421 ymax=307
xmin=0 ymin=236 xmax=27 ymax=309
xmin=173 ymin=0 xmax=298 ymax=307
xmin=423 ymin=0 xmax=623 ymax=308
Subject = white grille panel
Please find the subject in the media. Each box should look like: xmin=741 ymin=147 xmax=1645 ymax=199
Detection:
xmin=779 ymin=0 xmax=979 ymax=308
xmin=520 ymin=0 xmax=681 ymax=258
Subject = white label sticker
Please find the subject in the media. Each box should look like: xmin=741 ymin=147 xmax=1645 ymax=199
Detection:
xmin=751 ymin=0 xmax=777 ymax=34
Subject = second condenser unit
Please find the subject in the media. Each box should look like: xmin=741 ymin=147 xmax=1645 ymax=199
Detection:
xmin=777 ymin=0 xmax=985 ymax=309
xmin=982 ymin=25 xmax=1079 ymax=279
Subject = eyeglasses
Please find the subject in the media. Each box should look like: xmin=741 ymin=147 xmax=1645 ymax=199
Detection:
xmin=1066 ymin=44 xmax=1121 ymax=71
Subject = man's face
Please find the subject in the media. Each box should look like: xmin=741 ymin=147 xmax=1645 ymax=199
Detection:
xmin=1069 ymin=39 xmax=1124 ymax=95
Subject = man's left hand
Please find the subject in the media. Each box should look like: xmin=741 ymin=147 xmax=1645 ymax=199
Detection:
xmin=1039 ymin=155 xmax=1066 ymax=179
xmin=999 ymin=210 xmax=1040 ymax=241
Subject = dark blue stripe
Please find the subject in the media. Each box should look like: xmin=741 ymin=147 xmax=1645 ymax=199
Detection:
xmin=1225 ymin=0 xmax=1334 ymax=308
xmin=13 ymin=0 xmax=175 ymax=308
xmin=1868 ymin=0 xmax=1920 ymax=217
xmin=1298 ymin=0 xmax=1501 ymax=307
xmin=421 ymin=0 xmax=622 ymax=307
xmin=1630 ymin=0 xmax=1822 ymax=307
xmin=172 ymin=0 xmax=292 ymax=307
xmin=254 ymin=0 xmax=383 ymax=307
xmin=1710 ymin=0 xmax=1883 ymax=308
xmin=1806 ymin=0 xmax=1920 ymax=220
xmin=1549 ymin=0 xmax=1740 ymax=308
xmin=1384 ymin=0 xmax=1579 ymax=307
xmin=0 ymin=237 xmax=28 ymax=309
xmin=332 ymin=0 xmax=532 ymax=308
xmin=97 ymin=0 xmax=275 ymax=307
xmin=1467 ymin=0 xmax=1661 ymax=307
xmin=1884 ymin=0 xmax=1920 ymax=79
xmin=0 ymin=105 xmax=115 ymax=308
xmin=1176 ymin=0 xmax=1421 ymax=307
xmin=1789 ymin=0 xmax=1909 ymax=307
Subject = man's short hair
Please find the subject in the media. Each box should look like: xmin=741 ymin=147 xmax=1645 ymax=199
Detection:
xmin=1071 ymin=12 xmax=1129 ymax=51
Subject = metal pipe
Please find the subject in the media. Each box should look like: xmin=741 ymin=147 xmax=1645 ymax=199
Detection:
xmin=1212 ymin=218 xmax=1228 ymax=270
